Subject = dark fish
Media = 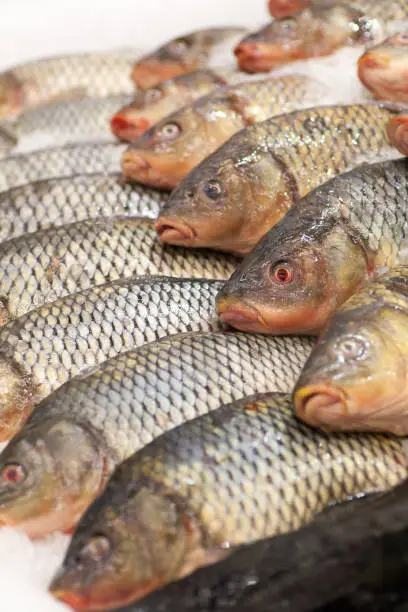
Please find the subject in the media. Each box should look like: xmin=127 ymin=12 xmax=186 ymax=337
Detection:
xmin=50 ymin=392 xmax=405 ymax=610
xmin=216 ymin=157 xmax=408 ymax=334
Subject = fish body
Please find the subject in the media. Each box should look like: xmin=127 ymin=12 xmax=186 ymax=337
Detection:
xmin=122 ymin=75 xmax=320 ymax=189
xmin=0 ymin=50 xmax=139 ymax=118
xmin=131 ymin=28 xmax=247 ymax=88
xmin=294 ymin=265 xmax=408 ymax=436
xmin=50 ymin=392 xmax=405 ymax=610
xmin=104 ymin=480 xmax=408 ymax=612
xmin=111 ymin=69 xmax=226 ymax=141
xmin=358 ymin=33 xmax=408 ymax=103
xmin=157 ymin=103 xmax=400 ymax=255
xmin=0 ymin=216 xmax=239 ymax=323
xmin=216 ymin=157 xmax=408 ymax=334
xmin=0 ymin=142 xmax=126 ymax=193
xmin=0 ymin=94 xmax=132 ymax=157
xmin=0 ymin=333 xmax=314 ymax=538
xmin=0 ymin=172 xmax=166 ymax=242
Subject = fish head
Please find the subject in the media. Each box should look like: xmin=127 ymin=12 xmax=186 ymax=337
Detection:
xmin=235 ymin=6 xmax=373 ymax=72
xmin=268 ymin=0 xmax=309 ymax=18
xmin=121 ymin=90 xmax=239 ymax=189
xmin=111 ymin=70 xmax=223 ymax=141
xmin=156 ymin=132 xmax=293 ymax=254
xmin=131 ymin=28 xmax=245 ymax=88
xmin=358 ymin=33 xmax=408 ymax=102
xmin=0 ymin=350 xmax=36 ymax=441
xmin=0 ymin=416 xmax=108 ymax=538
xmin=50 ymin=485 xmax=196 ymax=610
xmin=216 ymin=211 xmax=369 ymax=334
xmin=294 ymin=303 xmax=408 ymax=435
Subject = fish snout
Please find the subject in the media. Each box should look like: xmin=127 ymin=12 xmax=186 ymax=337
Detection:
xmin=121 ymin=150 xmax=152 ymax=179
xmin=50 ymin=588 xmax=88 ymax=611
xmin=111 ymin=113 xmax=150 ymax=141
xmin=294 ymin=384 xmax=349 ymax=430
xmin=358 ymin=52 xmax=391 ymax=72
xmin=155 ymin=217 xmax=196 ymax=246
xmin=216 ymin=297 xmax=267 ymax=332
xmin=387 ymin=116 xmax=408 ymax=156
xmin=234 ymin=42 xmax=283 ymax=72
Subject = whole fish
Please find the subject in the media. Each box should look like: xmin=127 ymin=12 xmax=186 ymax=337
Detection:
xmin=0 ymin=142 xmax=126 ymax=193
xmin=387 ymin=112 xmax=408 ymax=155
xmin=358 ymin=33 xmax=408 ymax=103
xmin=235 ymin=3 xmax=383 ymax=73
xmin=294 ymin=265 xmax=408 ymax=436
xmin=97 ymin=480 xmax=408 ymax=612
xmin=0 ymin=333 xmax=313 ymax=538
xmin=122 ymin=75 xmax=320 ymax=189
xmin=0 ymin=216 xmax=239 ymax=324
xmin=0 ymin=94 xmax=132 ymax=157
xmin=0 ymin=173 xmax=166 ymax=242
xmin=49 ymin=392 xmax=405 ymax=610
xmin=111 ymin=69 xmax=226 ymax=141
xmin=0 ymin=49 xmax=139 ymax=118
xmin=216 ymin=157 xmax=408 ymax=334
xmin=0 ymin=277 xmax=224 ymax=441
xmin=131 ymin=27 xmax=248 ymax=88
xmin=157 ymin=103 xmax=400 ymax=255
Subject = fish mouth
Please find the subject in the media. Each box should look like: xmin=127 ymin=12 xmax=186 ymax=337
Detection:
xmin=217 ymin=298 xmax=269 ymax=332
xmin=111 ymin=113 xmax=150 ymax=141
xmin=268 ymin=0 xmax=306 ymax=17
xmin=294 ymin=384 xmax=349 ymax=430
xmin=50 ymin=589 xmax=88 ymax=611
xmin=131 ymin=60 xmax=191 ymax=89
xmin=387 ymin=116 xmax=408 ymax=156
xmin=358 ymin=52 xmax=390 ymax=72
xmin=155 ymin=217 xmax=196 ymax=245
xmin=234 ymin=42 xmax=287 ymax=72
xmin=121 ymin=150 xmax=152 ymax=179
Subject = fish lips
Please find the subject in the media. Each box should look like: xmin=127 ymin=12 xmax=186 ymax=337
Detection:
xmin=217 ymin=297 xmax=270 ymax=333
xmin=111 ymin=113 xmax=151 ymax=141
xmin=155 ymin=217 xmax=197 ymax=246
xmin=131 ymin=60 xmax=197 ymax=89
xmin=234 ymin=41 xmax=293 ymax=72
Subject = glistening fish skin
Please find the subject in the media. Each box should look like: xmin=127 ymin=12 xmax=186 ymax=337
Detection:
xmin=0 ymin=333 xmax=313 ymax=539
xmin=111 ymin=70 xmax=226 ymax=141
xmin=50 ymin=392 xmax=406 ymax=611
xmin=0 ymin=216 xmax=239 ymax=323
xmin=217 ymin=157 xmax=408 ymax=335
xmin=131 ymin=28 xmax=247 ymax=89
xmin=0 ymin=142 xmax=126 ymax=193
xmin=158 ymin=103 xmax=400 ymax=255
xmin=122 ymin=75 xmax=319 ymax=189
xmin=294 ymin=265 xmax=408 ymax=436
xmin=109 ymin=480 xmax=408 ymax=612
xmin=0 ymin=94 xmax=132 ymax=157
xmin=0 ymin=277 xmax=224 ymax=442
xmin=0 ymin=172 xmax=166 ymax=242
xmin=358 ymin=33 xmax=408 ymax=103
xmin=0 ymin=50 xmax=139 ymax=118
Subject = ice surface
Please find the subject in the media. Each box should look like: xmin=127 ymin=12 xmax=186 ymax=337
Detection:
xmin=0 ymin=0 xmax=386 ymax=610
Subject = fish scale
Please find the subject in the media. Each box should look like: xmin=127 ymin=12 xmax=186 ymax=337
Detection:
xmin=51 ymin=392 xmax=406 ymax=610
xmin=0 ymin=172 xmax=166 ymax=242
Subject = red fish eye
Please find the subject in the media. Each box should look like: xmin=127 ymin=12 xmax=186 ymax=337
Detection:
xmin=272 ymin=262 xmax=293 ymax=284
xmin=3 ymin=463 xmax=26 ymax=485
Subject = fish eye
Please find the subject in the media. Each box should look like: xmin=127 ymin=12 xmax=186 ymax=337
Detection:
xmin=335 ymin=336 xmax=367 ymax=361
xmin=395 ymin=33 xmax=408 ymax=45
xmin=270 ymin=261 xmax=294 ymax=284
xmin=145 ymin=88 xmax=163 ymax=103
xmin=2 ymin=462 xmax=26 ymax=485
xmin=157 ymin=122 xmax=181 ymax=140
xmin=79 ymin=534 xmax=111 ymax=563
xmin=203 ymin=180 xmax=224 ymax=201
xmin=167 ymin=39 xmax=188 ymax=56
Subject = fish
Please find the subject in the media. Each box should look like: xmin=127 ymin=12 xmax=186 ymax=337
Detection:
xmin=0 ymin=333 xmax=314 ymax=538
xmin=234 ymin=4 xmax=382 ymax=73
xmin=131 ymin=27 xmax=248 ymax=88
xmin=0 ymin=172 xmax=166 ymax=242
xmin=88 ymin=479 xmax=408 ymax=612
xmin=358 ymin=33 xmax=408 ymax=103
xmin=0 ymin=142 xmax=126 ymax=193
xmin=0 ymin=216 xmax=239 ymax=324
xmin=387 ymin=112 xmax=408 ymax=155
xmin=216 ymin=157 xmax=408 ymax=334
xmin=0 ymin=94 xmax=132 ymax=157
xmin=294 ymin=265 xmax=408 ymax=436
xmin=49 ymin=391 xmax=405 ymax=610
xmin=157 ymin=103 xmax=400 ymax=255
xmin=111 ymin=69 xmax=226 ymax=141
xmin=0 ymin=49 xmax=139 ymax=118
xmin=0 ymin=277 xmax=224 ymax=442
xmin=122 ymin=75 xmax=320 ymax=189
